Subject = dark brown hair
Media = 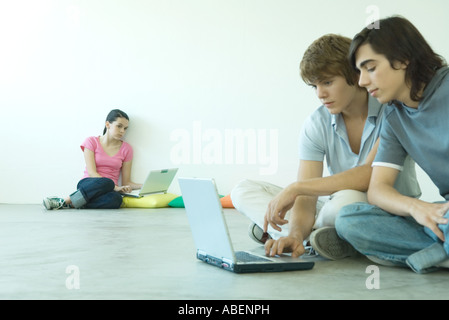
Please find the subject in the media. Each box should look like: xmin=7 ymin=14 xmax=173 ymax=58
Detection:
xmin=349 ymin=15 xmax=446 ymax=102
xmin=103 ymin=109 xmax=129 ymax=134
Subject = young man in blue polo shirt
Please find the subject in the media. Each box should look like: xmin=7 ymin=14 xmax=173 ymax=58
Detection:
xmin=231 ymin=34 xmax=420 ymax=260
xmin=336 ymin=16 xmax=449 ymax=273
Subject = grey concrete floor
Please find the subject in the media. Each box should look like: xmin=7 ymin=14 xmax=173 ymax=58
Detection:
xmin=0 ymin=204 xmax=448 ymax=300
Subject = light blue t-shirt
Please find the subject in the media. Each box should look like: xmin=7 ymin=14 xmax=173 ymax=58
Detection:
xmin=374 ymin=66 xmax=449 ymax=200
xmin=299 ymin=95 xmax=421 ymax=198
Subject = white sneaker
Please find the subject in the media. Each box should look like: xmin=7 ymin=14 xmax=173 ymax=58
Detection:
xmin=43 ymin=197 xmax=69 ymax=210
xmin=310 ymin=227 xmax=357 ymax=260
xmin=366 ymin=255 xmax=399 ymax=267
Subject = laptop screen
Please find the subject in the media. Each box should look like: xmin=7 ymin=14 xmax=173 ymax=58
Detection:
xmin=179 ymin=178 xmax=235 ymax=261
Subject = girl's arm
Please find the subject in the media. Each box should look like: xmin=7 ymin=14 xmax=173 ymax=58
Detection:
xmin=83 ymin=149 xmax=102 ymax=178
xmin=121 ymin=160 xmax=142 ymax=190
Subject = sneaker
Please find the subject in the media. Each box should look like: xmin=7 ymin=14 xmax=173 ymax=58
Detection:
xmin=367 ymin=255 xmax=399 ymax=267
xmin=310 ymin=227 xmax=357 ymax=260
xmin=247 ymin=223 xmax=272 ymax=244
xmin=43 ymin=197 xmax=69 ymax=210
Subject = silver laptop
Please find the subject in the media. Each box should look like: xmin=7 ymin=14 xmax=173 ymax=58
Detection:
xmin=178 ymin=177 xmax=314 ymax=273
xmin=124 ymin=168 xmax=178 ymax=198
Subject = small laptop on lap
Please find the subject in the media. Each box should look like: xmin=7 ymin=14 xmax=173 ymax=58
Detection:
xmin=123 ymin=168 xmax=178 ymax=198
xmin=178 ymin=177 xmax=314 ymax=273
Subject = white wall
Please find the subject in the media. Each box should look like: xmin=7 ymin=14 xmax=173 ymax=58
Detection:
xmin=1 ymin=0 xmax=448 ymax=204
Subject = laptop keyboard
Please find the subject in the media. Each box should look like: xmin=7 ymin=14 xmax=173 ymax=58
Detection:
xmin=235 ymin=251 xmax=271 ymax=263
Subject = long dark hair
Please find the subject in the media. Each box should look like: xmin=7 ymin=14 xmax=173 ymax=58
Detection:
xmin=103 ymin=109 xmax=129 ymax=134
xmin=349 ymin=16 xmax=446 ymax=102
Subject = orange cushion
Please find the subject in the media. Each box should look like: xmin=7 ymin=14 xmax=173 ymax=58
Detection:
xmin=220 ymin=194 xmax=234 ymax=208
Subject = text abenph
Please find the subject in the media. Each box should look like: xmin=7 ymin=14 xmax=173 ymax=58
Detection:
xmin=178 ymin=304 xmax=270 ymax=317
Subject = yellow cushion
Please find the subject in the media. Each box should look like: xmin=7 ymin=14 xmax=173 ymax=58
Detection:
xmin=121 ymin=193 xmax=179 ymax=208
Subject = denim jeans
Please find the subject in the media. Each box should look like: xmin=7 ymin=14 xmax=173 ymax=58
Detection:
xmin=335 ymin=202 xmax=449 ymax=273
xmin=69 ymin=177 xmax=123 ymax=209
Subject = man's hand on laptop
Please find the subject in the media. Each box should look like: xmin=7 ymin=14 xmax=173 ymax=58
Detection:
xmin=264 ymin=187 xmax=298 ymax=232
xmin=264 ymin=236 xmax=305 ymax=258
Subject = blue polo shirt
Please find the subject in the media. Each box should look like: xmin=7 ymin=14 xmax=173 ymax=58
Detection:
xmin=374 ymin=66 xmax=449 ymax=200
xmin=299 ymin=95 xmax=421 ymax=198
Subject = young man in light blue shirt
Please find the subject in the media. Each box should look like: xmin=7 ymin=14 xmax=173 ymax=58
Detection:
xmin=337 ymin=16 xmax=449 ymax=273
xmin=231 ymin=34 xmax=420 ymax=260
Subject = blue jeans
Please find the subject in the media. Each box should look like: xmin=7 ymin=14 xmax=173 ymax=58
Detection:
xmin=335 ymin=202 xmax=449 ymax=273
xmin=69 ymin=177 xmax=123 ymax=209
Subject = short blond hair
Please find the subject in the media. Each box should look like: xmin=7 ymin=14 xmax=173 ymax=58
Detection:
xmin=300 ymin=34 xmax=358 ymax=86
